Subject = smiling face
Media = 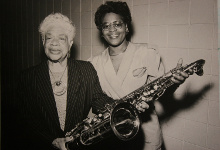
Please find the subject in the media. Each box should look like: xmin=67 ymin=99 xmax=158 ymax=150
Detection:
xmin=43 ymin=26 xmax=73 ymax=62
xmin=102 ymin=13 xmax=128 ymax=47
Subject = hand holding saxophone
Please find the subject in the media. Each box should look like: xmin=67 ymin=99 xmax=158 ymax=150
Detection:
xmin=52 ymin=136 xmax=74 ymax=150
xmin=64 ymin=59 xmax=205 ymax=149
xmin=171 ymin=58 xmax=194 ymax=84
xmin=136 ymin=59 xmax=194 ymax=113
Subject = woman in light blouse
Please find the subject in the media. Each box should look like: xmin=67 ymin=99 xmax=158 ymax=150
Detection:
xmin=90 ymin=1 xmax=192 ymax=150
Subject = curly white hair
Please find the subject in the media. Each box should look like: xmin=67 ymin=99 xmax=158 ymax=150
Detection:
xmin=39 ymin=13 xmax=76 ymax=42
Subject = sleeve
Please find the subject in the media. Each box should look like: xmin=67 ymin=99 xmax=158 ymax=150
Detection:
xmin=143 ymin=46 xmax=179 ymax=104
xmin=88 ymin=63 xmax=115 ymax=114
xmin=144 ymin=45 xmax=165 ymax=83
xmin=16 ymin=70 xmax=57 ymax=149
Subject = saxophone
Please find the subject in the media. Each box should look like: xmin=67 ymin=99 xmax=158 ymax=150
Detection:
xmin=65 ymin=59 xmax=205 ymax=150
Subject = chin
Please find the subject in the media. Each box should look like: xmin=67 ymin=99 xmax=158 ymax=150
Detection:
xmin=107 ymin=38 xmax=125 ymax=47
xmin=49 ymin=56 xmax=61 ymax=62
xmin=109 ymin=42 xmax=123 ymax=47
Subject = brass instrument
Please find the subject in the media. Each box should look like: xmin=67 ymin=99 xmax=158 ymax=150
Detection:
xmin=65 ymin=59 xmax=205 ymax=150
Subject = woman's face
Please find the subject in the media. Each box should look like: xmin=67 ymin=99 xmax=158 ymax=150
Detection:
xmin=101 ymin=13 xmax=128 ymax=47
xmin=43 ymin=26 xmax=73 ymax=62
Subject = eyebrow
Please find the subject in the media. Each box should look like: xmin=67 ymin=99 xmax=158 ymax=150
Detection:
xmin=45 ymin=33 xmax=67 ymax=37
xmin=45 ymin=33 xmax=52 ymax=36
xmin=102 ymin=21 xmax=122 ymax=24
xmin=58 ymin=34 xmax=67 ymax=37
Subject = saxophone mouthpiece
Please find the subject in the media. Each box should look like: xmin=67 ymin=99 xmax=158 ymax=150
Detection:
xmin=194 ymin=59 xmax=205 ymax=76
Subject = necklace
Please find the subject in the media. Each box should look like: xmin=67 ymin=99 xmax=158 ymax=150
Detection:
xmin=49 ymin=65 xmax=67 ymax=96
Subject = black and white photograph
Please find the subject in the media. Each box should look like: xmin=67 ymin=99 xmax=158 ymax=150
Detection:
xmin=1 ymin=0 xmax=219 ymax=150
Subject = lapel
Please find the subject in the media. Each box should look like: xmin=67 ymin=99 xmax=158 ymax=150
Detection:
xmin=102 ymin=50 xmax=126 ymax=98
xmin=65 ymin=59 xmax=81 ymax=132
xmin=102 ymin=42 xmax=136 ymax=97
xmin=117 ymin=42 xmax=135 ymax=84
xmin=36 ymin=61 xmax=61 ymax=131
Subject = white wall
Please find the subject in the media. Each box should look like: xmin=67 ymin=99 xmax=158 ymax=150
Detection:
xmin=74 ymin=0 xmax=219 ymax=149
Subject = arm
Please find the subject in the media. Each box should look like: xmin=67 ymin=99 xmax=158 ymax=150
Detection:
xmin=89 ymin=63 xmax=115 ymax=114
xmin=141 ymin=48 xmax=192 ymax=111
xmin=17 ymin=70 xmax=57 ymax=149
xmin=53 ymin=62 xmax=115 ymax=150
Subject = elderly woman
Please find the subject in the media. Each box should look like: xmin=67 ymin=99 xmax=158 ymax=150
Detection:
xmin=90 ymin=1 xmax=192 ymax=150
xmin=17 ymin=13 xmax=114 ymax=150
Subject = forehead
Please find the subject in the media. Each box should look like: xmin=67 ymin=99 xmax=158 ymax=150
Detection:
xmin=102 ymin=13 xmax=123 ymax=24
xmin=45 ymin=25 xmax=68 ymax=37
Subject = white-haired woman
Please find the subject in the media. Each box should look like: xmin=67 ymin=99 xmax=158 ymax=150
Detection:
xmin=17 ymin=13 xmax=114 ymax=150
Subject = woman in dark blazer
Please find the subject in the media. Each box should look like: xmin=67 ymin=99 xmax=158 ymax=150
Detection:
xmin=17 ymin=13 xmax=114 ymax=150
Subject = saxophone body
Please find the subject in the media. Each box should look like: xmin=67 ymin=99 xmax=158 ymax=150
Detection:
xmin=65 ymin=59 xmax=205 ymax=150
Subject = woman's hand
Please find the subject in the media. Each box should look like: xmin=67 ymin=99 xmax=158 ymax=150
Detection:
xmin=171 ymin=58 xmax=193 ymax=84
xmin=52 ymin=136 xmax=73 ymax=150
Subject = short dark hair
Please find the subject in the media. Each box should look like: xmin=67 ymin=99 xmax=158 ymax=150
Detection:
xmin=95 ymin=1 xmax=132 ymax=31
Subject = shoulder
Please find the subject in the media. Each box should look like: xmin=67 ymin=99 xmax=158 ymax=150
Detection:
xmin=129 ymin=43 xmax=160 ymax=60
xmin=18 ymin=62 xmax=46 ymax=88
xmin=88 ymin=48 xmax=108 ymax=66
xmin=70 ymin=59 xmax=97 ymax=74
xmin=20 ymin=62 xmax=43 ymax=77
xmin=72 ymin=59 xmax=92 ymax=67
xmin=131 ymin=42 xmax=158 ymax=53
xmin=130 ymin=43 xmax=163 ymax=74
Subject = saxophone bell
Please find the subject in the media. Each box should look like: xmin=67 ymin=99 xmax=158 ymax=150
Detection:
xmin=65 ymin=59 xmax=205 ymax=150
xmin=110 ymin=102 xmax=141 ymax=141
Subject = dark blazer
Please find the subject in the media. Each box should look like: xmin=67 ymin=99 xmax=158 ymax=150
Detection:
xmin=17 ymin=59 xmax=114 ymax=150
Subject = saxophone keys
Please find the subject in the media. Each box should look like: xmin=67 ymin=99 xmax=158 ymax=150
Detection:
xmin=153 ymin=85 xmax=159 ymax=90
xmin=141 ymin=96 xmax=147 ymax=101
xmin=150 ymin=90 xmax=154 ymax=93
xmin=144 ymin=91 xmax=151 ymax=95
xmin=86 ymin=118 xmax=93 ymax=124
xmin=84 ymin=125 xmax=90 ymax=130
xmin=97 ymin=128 xmax=101 ymax=133
xmin=135 ymin=105 xmax=140 ymax=110
xmin=143 ymin=91 xmax=148 ymax=96
xmin=93 ymin=117 xmax=97 ymax=122
xmin=103 ymin=112 xmax=110 ymax=119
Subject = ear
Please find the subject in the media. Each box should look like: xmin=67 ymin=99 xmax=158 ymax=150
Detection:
xmin=125 ymin=24 xmax=129 ymax=33
xmin=69 ymin=40 xmax=73 ymax=48
xmin=42 ymin=35 xmax=46 ymax=45
xmin=42 ymin=38 xmax=45 ymax=46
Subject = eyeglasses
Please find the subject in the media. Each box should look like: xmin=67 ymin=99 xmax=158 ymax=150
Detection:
xmin=101 ymin=22 xmax=124 ymax=31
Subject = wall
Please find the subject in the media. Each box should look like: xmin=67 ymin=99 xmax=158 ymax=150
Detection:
xmin=2 ymin=0 xmax=219 ymax=150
